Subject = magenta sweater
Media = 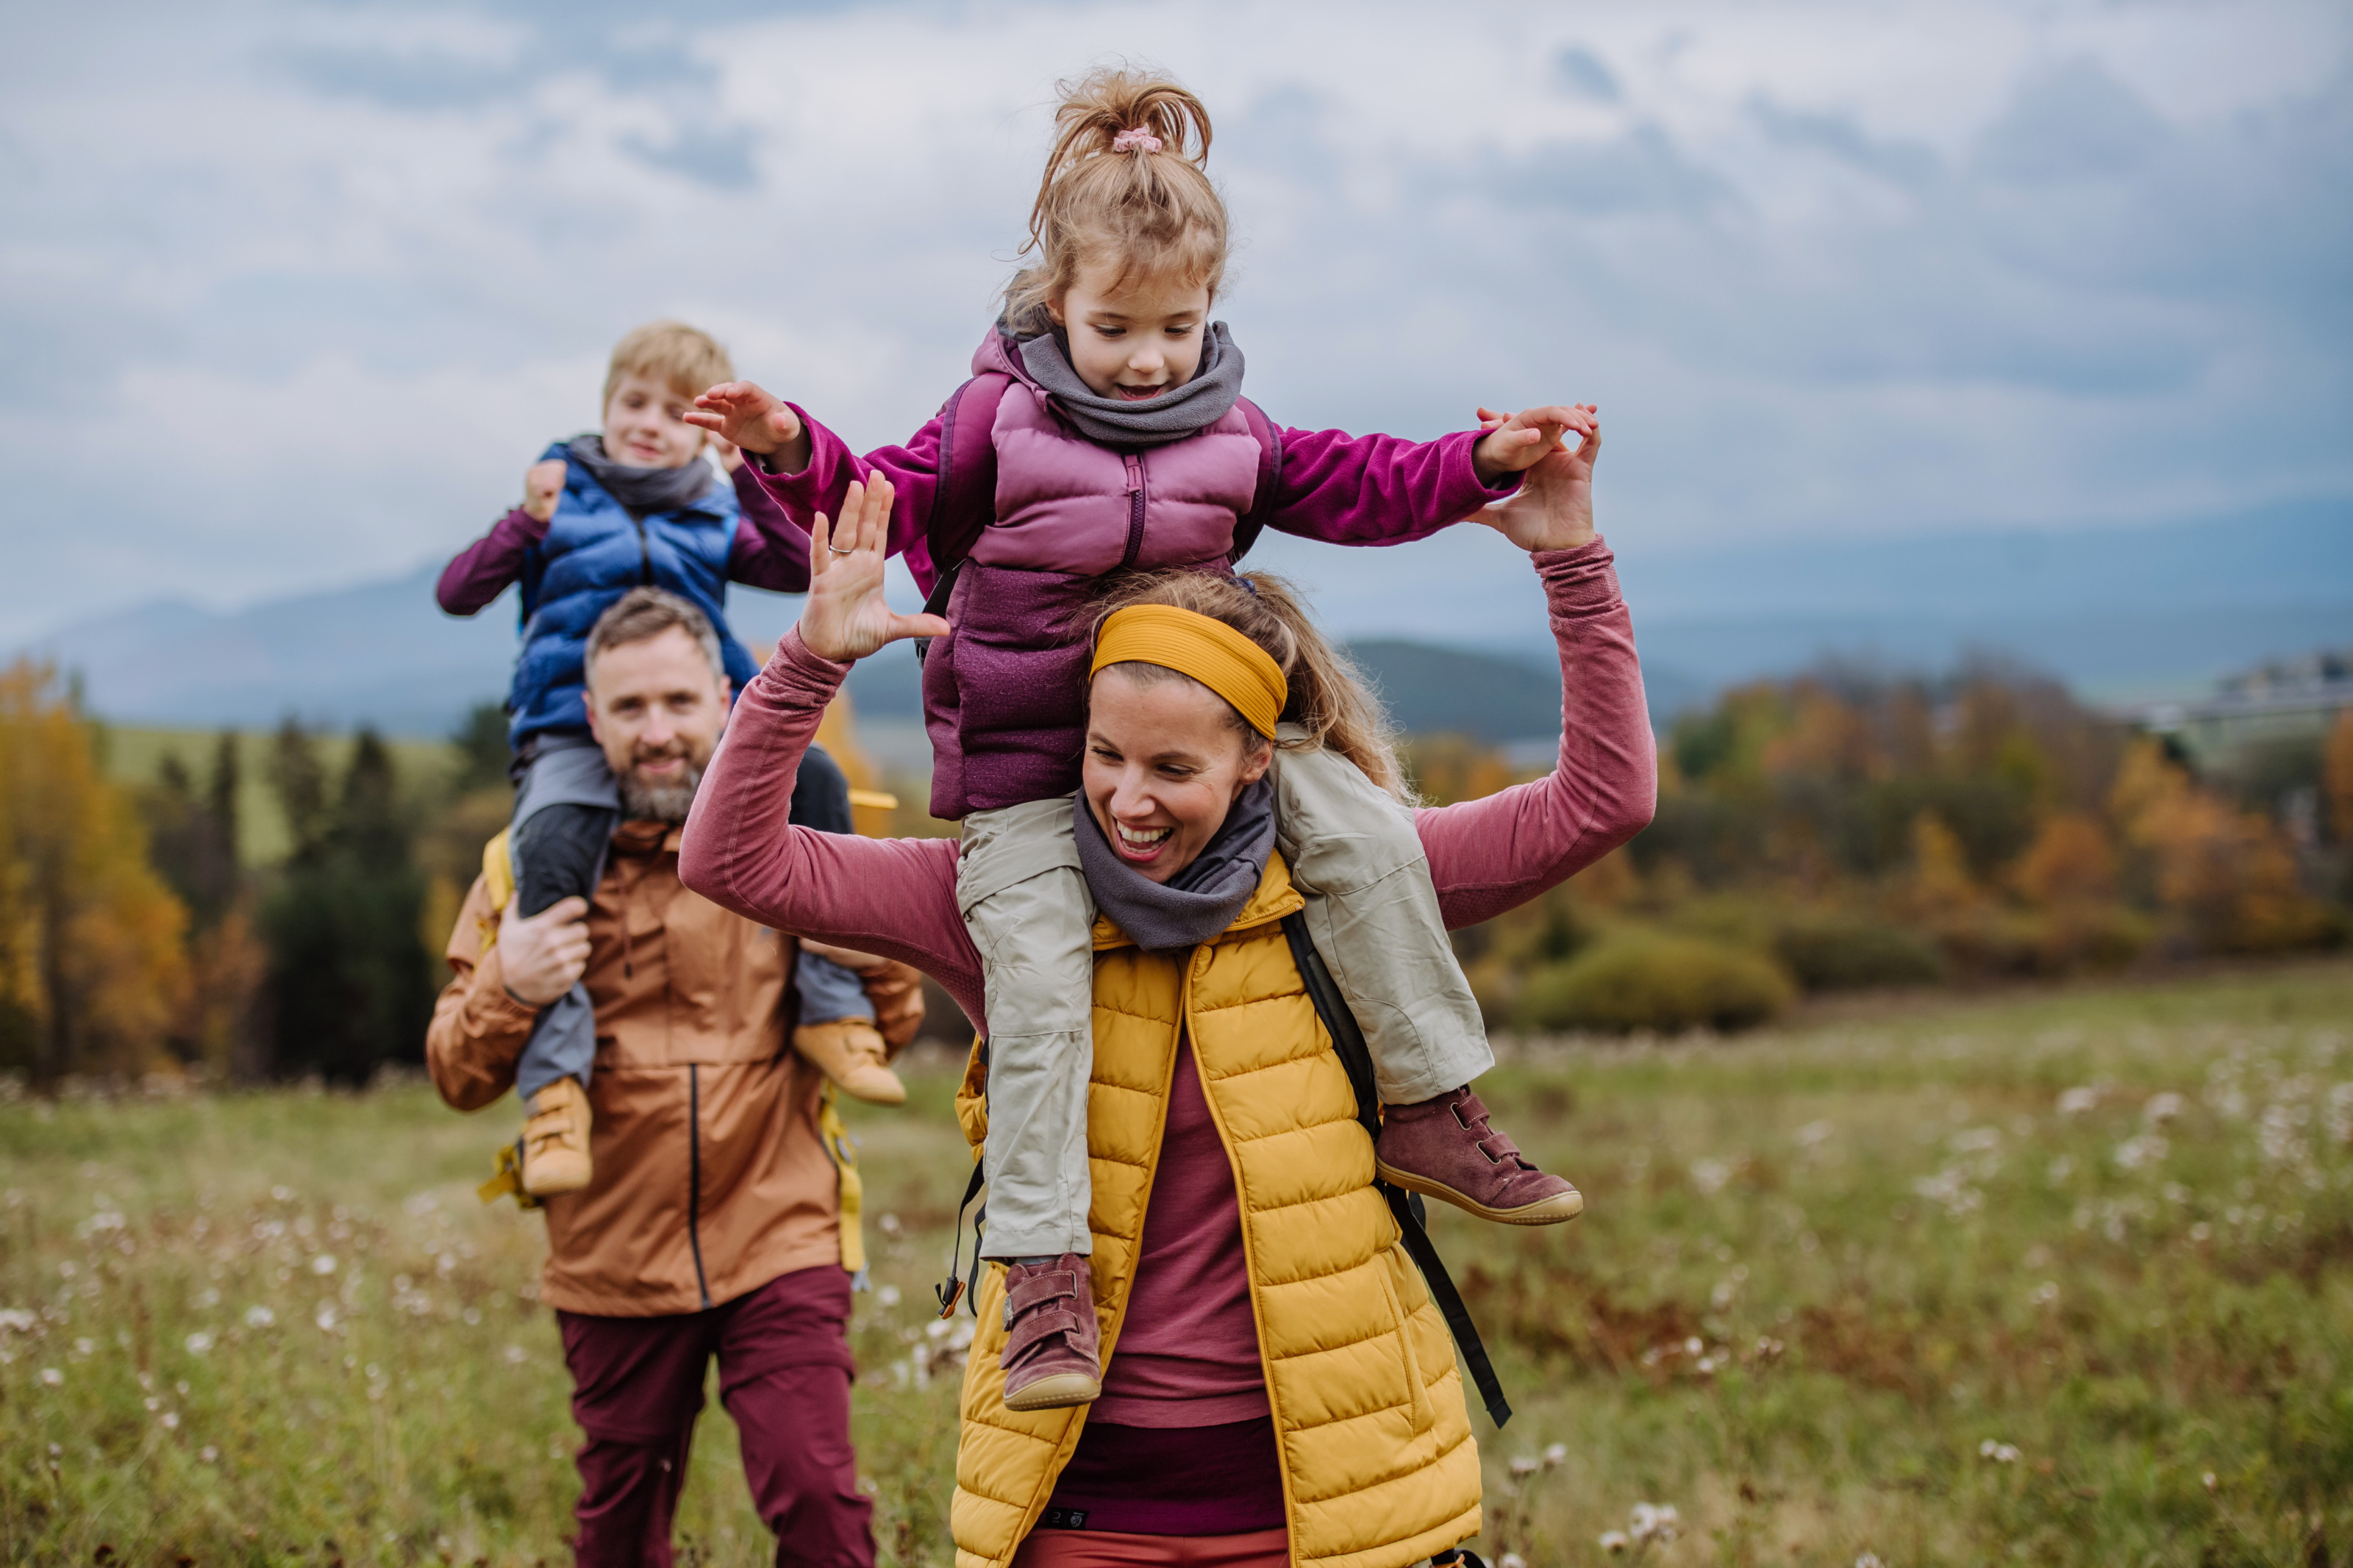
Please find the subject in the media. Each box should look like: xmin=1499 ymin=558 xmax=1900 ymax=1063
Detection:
xmin=738 ymin=328 xmax=1521 ymax=818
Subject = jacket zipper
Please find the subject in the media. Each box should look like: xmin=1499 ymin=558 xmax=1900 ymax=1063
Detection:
xmin=1119 ymin=453 xmax=1146 ymax=570
xmin=688 ymin=1064 xmax=711 ymax=1309
xmin=632 ymin=518 xmax=654 ymax=586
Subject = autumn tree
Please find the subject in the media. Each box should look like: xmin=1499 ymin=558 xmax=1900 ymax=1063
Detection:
xmin=0 ymin=659 xmax=188 ymax=1085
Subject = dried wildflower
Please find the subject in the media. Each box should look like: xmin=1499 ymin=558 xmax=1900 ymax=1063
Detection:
xmin=0 ymin=1309 xmax=36 ymax=1333
xmin=244 ymin=1306 xmax=274 ymax=1328
xmin=503 ymin=1345 xmax=526 ymax=1365
xmin=2143 ymin=1092 xmax=2185 ymax=1125
xmin=185 ymin=1332 xmax=213 ymax=1354
xmin=2057 ymin=1086 xmax=2101 ymax=1117
xmin=38 ymin=1367 xmax=62 ymax=1386
xmin=310 ymin=1254 xmax=337 ymax=1276
xmin=1977 ymin=1439 xmax=2020 ymax=1464
xmin=1544 ymin=1442 xmax=1568 ymax=1467
xmin=1854 ymin=1555 xmax=1886 ymax=1568
xmin=1629 ymin=1502 xmax=1680 ymax=1543
xmin=1508 ymin=1455 xmax=1540 ymax=1478
xmin=1598 ymin=1531 xmax=1630 ymax=1553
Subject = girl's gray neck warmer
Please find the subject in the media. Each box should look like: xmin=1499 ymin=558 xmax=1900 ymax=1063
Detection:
xmin=1016 ymin=321 xmax=1245 ymax=448
xmin=1071 ymin=777 xmax=1277 ymax=953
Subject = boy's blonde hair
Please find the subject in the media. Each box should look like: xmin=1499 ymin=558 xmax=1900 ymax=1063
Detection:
xmin=1005 ymin=68 xmax=1230 ymax=325
xmin=603 ymin=320 xmax=735 ymax=408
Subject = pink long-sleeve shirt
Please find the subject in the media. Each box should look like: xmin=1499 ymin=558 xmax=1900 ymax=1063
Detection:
xmin=677 ymin=537 xmax=1652 ymax=1462
xmin=680 ymin=538 xmax=1654 ymax=1021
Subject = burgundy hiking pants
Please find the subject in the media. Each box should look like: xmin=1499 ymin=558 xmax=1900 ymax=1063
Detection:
xmin=557 ymin=1265 xmax=873 ymax=1568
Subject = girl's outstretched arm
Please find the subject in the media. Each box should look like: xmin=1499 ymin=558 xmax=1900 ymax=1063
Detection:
xmin=1263 ymin=421 xmax=1521 ymax=549
xmin=690 ymin=381 xmax=940 ymax=584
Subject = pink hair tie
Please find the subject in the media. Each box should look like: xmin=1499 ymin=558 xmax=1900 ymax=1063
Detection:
xmin=1110 ymin=128 xmax=1163 ymax=154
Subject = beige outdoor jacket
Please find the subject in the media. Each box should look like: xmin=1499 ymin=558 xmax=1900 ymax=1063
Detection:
xmin=425 ymin=820 xmax=917 ymax=1317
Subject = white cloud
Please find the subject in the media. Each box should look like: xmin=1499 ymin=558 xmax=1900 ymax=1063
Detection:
xmin=0 ymin=0 xmax=2344 ymax=641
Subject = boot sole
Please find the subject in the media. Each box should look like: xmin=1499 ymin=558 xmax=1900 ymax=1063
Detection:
xmin=1375 ymin=1161 xmax=1585 ymax=1225
xmin=1003 ymin=1372 xmax=1102 ymax=1411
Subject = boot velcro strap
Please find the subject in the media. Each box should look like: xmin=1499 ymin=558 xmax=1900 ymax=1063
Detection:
xmin=1004 ymin=1306 xmax=1085 ymax=1359
xmin=1007 ymin=1270 xmax=1082 ymax=1314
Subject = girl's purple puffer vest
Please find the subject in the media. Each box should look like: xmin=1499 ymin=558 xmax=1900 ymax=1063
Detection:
xmin=742 ymin=327 xmax=1518 ymax=819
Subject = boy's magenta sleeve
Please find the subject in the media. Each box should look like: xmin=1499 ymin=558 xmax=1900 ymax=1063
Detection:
xmin=437 ymin=507 xmax=547 ymax=615
xmin=1415 ymin=539 xmax=1657 ymax=926
xmin=679 ymin=629 xmax=985 ymax=1022
xmin=1265 ymin=426 xmax=1520 ymax=548
xmin=726 ymin=464 xmax=812 ymax=593
xmin=735 ymin=405 xmax=944 ymax=588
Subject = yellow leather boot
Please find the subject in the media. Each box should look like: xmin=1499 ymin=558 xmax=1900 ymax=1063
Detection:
xmin=521 ymin=1076 xmax=594 ymax=1197
xmin=793 ymin=1020 xmax=907 ymax=1106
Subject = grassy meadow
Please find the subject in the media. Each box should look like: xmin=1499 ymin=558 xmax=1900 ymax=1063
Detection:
xmin=3 ymin=962 xmax=2350 ymax=1566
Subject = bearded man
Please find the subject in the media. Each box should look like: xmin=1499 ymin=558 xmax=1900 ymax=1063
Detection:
xmin=426 ymin=587 xmax=918 ymax=1567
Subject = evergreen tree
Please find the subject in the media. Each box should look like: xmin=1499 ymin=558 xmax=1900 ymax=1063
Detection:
xmin=260 ymin=723 xmax=434 ymax=1085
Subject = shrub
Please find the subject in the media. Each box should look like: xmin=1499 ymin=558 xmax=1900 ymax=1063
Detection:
xmin=1772 ymin=913 xmax=1946 ymax=992
xmin=1517 ymin=934 xmax=1795 ymax=1035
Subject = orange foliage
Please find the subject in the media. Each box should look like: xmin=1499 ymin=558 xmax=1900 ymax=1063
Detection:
xmin=2013 ymin=813 xmax=2118 ymax=907
xmin=0 ymin=660 xmax=189 ymax=1081
xmin=2110 ymin=739 xmax=2331 ymax=953
xmin=2327 ymin=709 xmax=2353 ymax=844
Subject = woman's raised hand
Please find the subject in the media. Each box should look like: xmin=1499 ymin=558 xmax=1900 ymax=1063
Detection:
xmin=797 ymin=476 xmax=950 ymax=662
xmin=1474 ymin=404 xmax=1601 ymax=554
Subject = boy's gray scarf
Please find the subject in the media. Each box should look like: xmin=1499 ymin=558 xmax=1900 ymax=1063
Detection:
xmin=1017 ymin=321 xmax=1245 ymax=448
xmin=565 ymin=435 xmax=717 ymax=519
xmin=1071 ymin=776 xmax=1276 ymax=953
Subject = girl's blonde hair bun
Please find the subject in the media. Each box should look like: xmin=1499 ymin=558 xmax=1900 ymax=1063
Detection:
xmin=1007 ymin=67 xmax=1231 ymax=325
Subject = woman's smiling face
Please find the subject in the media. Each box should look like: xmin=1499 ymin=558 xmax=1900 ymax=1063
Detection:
xmin=1082 ymin=665 xmax=1270 ymax=884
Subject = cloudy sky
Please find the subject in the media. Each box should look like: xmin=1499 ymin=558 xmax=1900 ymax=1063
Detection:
xmin=3 ymin=0 xmax=2346 ymax=645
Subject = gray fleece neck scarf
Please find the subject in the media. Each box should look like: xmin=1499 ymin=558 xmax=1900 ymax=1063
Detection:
xmin=1071 ymin=776 xmax=1276 ymax=953
xmin=565 ymin=435 xmax=717 ymax=519
xmin=1017 ymin=321 xmax=1245 ymax=448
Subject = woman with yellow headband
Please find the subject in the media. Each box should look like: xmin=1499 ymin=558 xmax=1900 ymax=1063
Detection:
xmin=683 ymin=423 xmax=1654 ymax=1568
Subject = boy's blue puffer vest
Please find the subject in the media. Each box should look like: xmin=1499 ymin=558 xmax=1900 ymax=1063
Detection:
xmin=508 ymin=440 xmax=758 ymax=746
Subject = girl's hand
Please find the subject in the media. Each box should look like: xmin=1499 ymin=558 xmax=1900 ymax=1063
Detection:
xmin=797 ymin=476 xmax=949 ymax=662
xmin=1471 ymin=404 xmax=1589 ymax=484
xmin=1475 ymin=407 xmax=1601 ymax=554
xmin=521 ymin=459 xmax=567 ymax=523
xmin=687 ymin=381 xmax=810 ymax=470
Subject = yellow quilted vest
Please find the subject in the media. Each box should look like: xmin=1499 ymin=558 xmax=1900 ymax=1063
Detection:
xmin=948 ymin=854 xmax=1482 ymax=1568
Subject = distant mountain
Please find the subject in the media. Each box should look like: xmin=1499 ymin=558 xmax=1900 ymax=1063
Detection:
xmin=18 ymin=498 xmax=2348 ymax=740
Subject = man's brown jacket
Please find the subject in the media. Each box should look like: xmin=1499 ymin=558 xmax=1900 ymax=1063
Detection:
xmin=425 ymin=820 xmax=920 ymax=1317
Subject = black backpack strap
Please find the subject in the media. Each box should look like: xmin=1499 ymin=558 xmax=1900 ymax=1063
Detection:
xmin=1229 ymin=397 xmax=1285 ymax=567
xmin=1280 ymin=912 xmax=1513 ymax=1428
xmin=935 ymin=1151 xmax=988 ymax=1319
xmin=914 ymin=373 xmax=1012 ymax=665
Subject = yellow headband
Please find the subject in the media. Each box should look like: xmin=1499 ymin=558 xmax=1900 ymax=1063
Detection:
xmin=1090 ymin=605 xmax=1288 ymax=739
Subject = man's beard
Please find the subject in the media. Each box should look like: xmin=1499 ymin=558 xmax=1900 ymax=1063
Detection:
xmin=617 ymin=752 xmax=705 ymax=825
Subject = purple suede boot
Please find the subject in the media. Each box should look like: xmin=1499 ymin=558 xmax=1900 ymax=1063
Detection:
xmin=1374 ymin=1086 xmax=1585 ymax=1225
xmin=999 ymin=1254 xmax=1103 ymax=1411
